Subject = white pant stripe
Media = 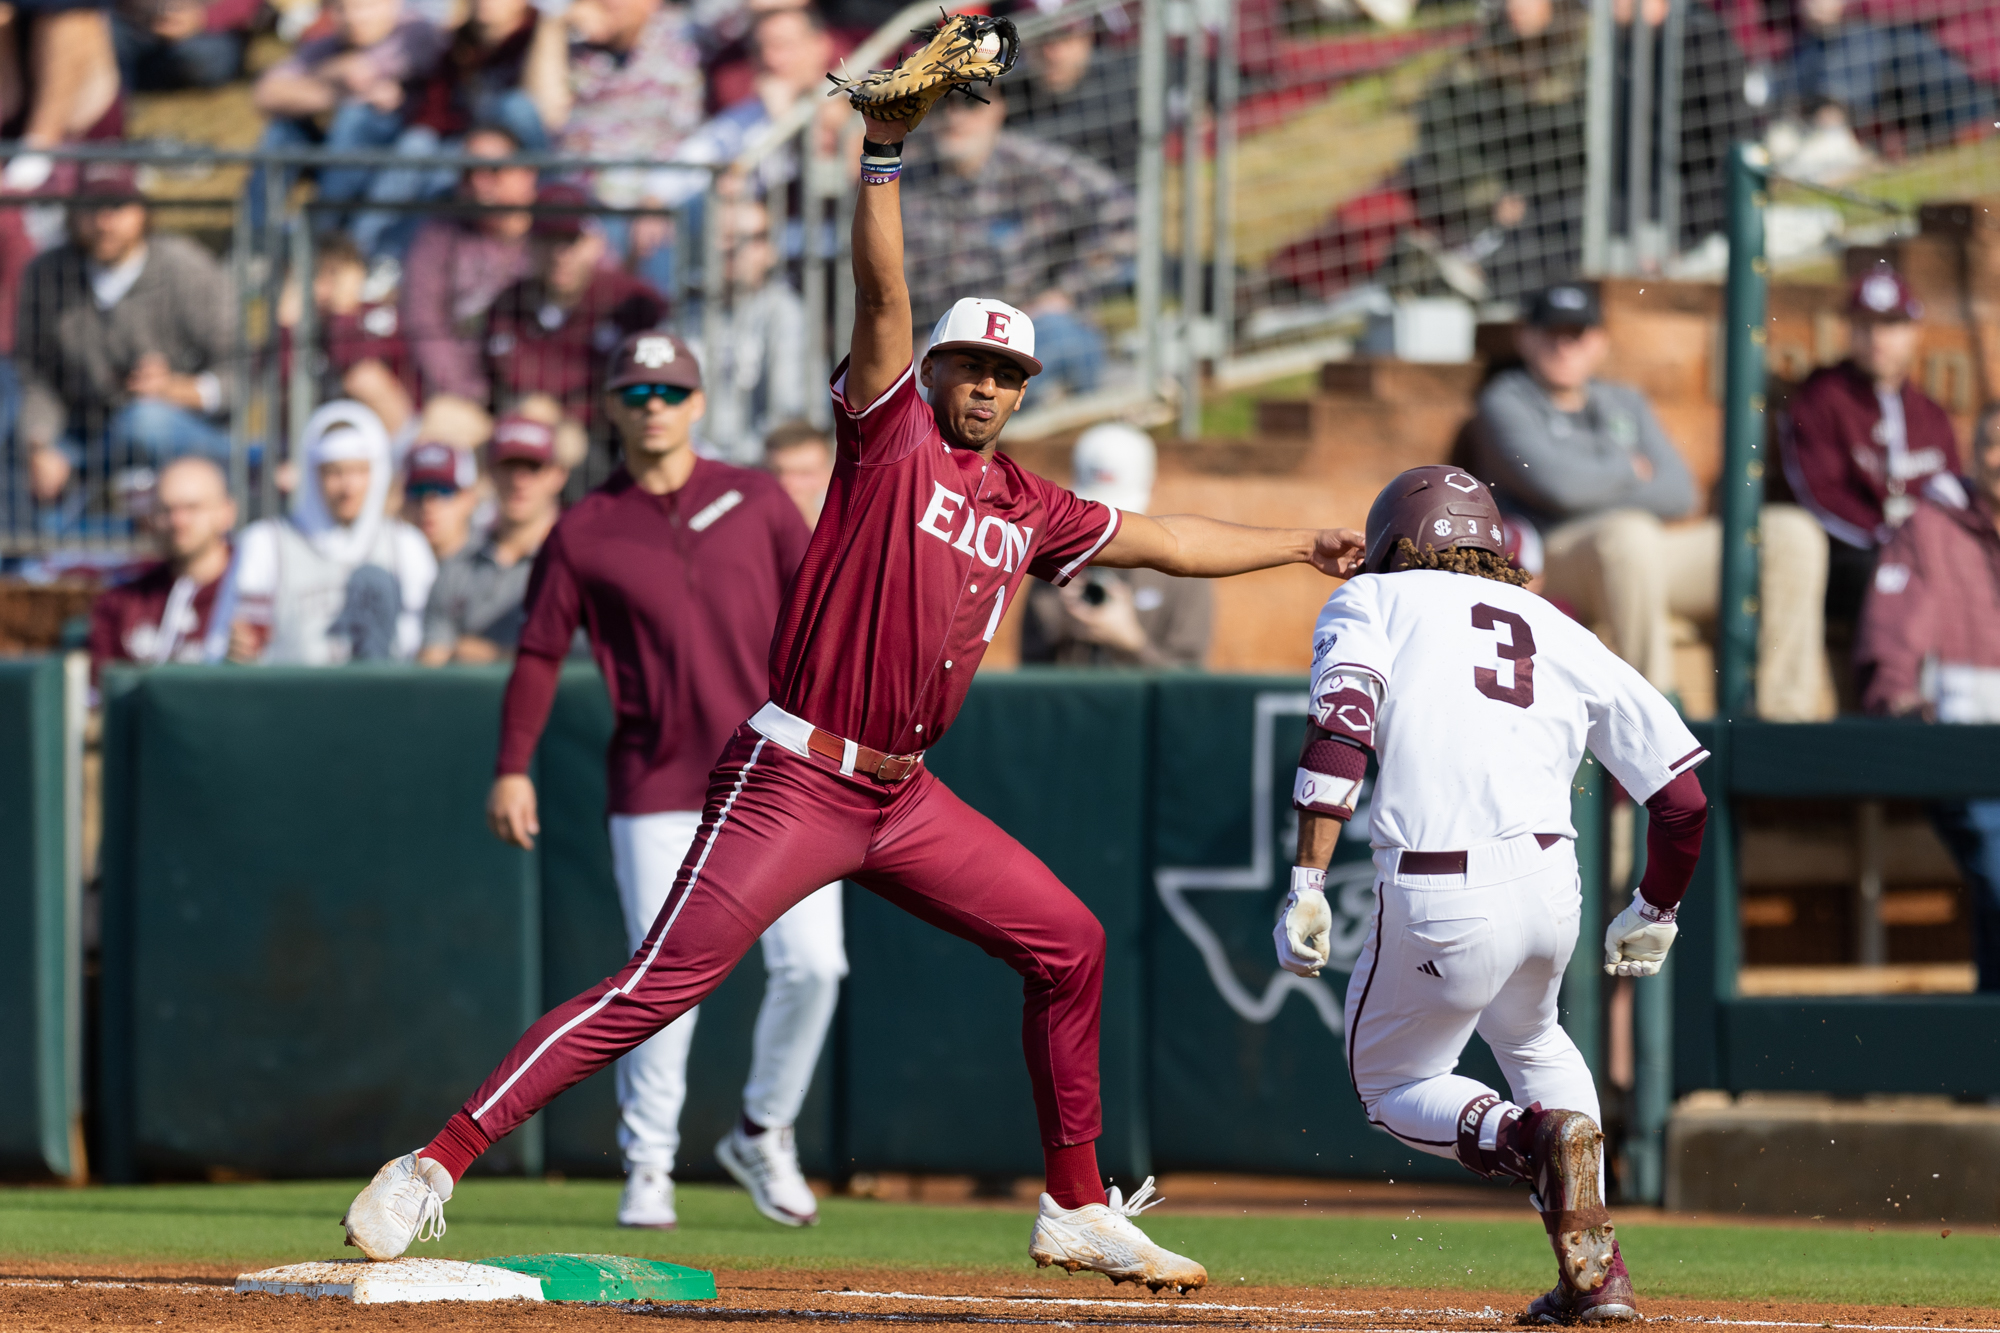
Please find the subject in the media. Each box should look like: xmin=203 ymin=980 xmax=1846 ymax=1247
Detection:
xmin=470 ymin=738 xmax=768 ymax=1123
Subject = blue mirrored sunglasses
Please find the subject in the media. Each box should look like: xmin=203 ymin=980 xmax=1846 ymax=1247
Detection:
xmin=619 ymin=384 xmax=694 ymax=407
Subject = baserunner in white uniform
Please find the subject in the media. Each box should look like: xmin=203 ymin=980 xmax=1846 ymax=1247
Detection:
xmin=1276 ymin=465 xmax=1710 ymax=1323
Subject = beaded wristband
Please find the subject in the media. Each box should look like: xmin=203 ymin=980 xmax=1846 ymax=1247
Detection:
xmin=860 ymin=137 xmax=903 ymax=185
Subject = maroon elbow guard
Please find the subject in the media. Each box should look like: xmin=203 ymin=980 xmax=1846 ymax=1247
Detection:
xmin=1294 ymin=736 xmax=1368 ymax=819
xmin=1637 ymin=769 xmax=1707 ymax=911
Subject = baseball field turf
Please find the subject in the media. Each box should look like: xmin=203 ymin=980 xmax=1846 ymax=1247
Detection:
xmin=2 ymin=1179 xmax=1995 ymax=1308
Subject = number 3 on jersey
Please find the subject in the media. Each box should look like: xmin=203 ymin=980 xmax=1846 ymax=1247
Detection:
xmin=1471 ymin=603 xmax=1535 ymax=708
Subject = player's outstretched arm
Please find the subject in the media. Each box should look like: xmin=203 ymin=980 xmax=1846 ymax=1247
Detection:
xmin=846 ymin=116 xmax=914 ymax=410
xmin=1096 ymin=511 xmax=1364 ymax=579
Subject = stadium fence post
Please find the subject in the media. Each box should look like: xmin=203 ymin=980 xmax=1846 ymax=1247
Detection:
xmin=1717 ymin=140 xmax=1768 ymax=720
xmin=1581 ymin=0 xmax=1616 ymax=274
xmin=1136 ymin=0 xmax=1166 ymax=402
xmin=1177 ymin=8 xmax=1206 ymax=441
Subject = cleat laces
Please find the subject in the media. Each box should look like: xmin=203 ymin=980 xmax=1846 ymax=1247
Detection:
xmin=406 ymin=1179 xmax=448 ymax=1244
xmin=1107 ymin=1176 xmax=1164 ymax=1218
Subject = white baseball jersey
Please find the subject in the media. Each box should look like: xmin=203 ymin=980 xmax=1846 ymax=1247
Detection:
xmin=1305 ymin=570 xmax=1705 ymax=852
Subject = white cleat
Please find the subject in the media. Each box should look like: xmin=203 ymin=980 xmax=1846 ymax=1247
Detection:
xmin=341 ymin=1152 xmax=452 ymax=1261
xmin=1029 ymin=1178 xmax=1208 ymax=1294
xmin=715 ymin=1123 xmax=819 ymax=1227
xmin=618 ymin=1166 xmax=678 ymax=1229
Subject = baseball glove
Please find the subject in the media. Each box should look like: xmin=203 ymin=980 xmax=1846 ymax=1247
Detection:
xmin=828 ymin=11 xmax=1019 ymax=130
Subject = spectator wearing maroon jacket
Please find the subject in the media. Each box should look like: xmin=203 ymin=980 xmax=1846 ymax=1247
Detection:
xmin=1856 ymin=406 xmax=2000 ymax=991
xmin=283 ymin=232 xmax=417 ymax=438
xmin=112 ymin=0 xmax=258 ymax=91
xmin=1780 ymin=265 xmax=1966 ymax=638
xmin=401 ymin=123 xmax=539 ymax=404
xmin=88 ymin=456 xmax=236 ymax=679
xmin=482 ymin=185 xmax=667 ymax=426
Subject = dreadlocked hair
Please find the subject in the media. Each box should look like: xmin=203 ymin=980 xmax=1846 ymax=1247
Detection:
xmin=1392 ymin=538 xmax=1533 ymax=586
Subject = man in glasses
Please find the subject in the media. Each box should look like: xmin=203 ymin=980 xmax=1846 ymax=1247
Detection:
xmin=473 ymin=330 xmax=844 ymax=1232
xmin=350 ymin=108 xmax=1363 ymax=1292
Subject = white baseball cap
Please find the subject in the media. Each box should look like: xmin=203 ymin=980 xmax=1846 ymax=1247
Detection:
xmin=927 ymin=297 xmax=1042 ymax=377
xmin=1071 ymin=422 xmax=1155 ymax=514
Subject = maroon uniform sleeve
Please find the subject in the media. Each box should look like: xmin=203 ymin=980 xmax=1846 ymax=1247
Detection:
xmin=829 ymin=357 xmax=935 ymax=467
xmin=495 ymin=527 xmax=583 ymax=776
xmin=1637 ymin=769 xmax=1707 ymax=912
xmin=1779 ymin=373 xmax=1878 ymax=546
xmin=1024 ymin=477 xmax=1122 ymax=588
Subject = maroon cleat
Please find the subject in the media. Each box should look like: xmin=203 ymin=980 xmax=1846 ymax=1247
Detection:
xmin=1527 ymin=1109 xmax=1618 ymax=1295
xmin=1523 ymin=1242 xmax=1640 ymax=1324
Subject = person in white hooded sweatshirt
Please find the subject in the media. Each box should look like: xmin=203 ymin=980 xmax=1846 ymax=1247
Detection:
xmin=227 ymin=401 xmax=438 ymax=665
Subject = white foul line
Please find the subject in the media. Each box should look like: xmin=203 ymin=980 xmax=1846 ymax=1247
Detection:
xmin=822 ymin=1290 xmax=2000 ymax=1333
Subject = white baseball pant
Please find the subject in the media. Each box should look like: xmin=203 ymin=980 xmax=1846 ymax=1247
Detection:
xmin=609 ymin=811 xmax=848 ymax=1173
xmin=1342 ymin=832 xmax=1600 ymax=1176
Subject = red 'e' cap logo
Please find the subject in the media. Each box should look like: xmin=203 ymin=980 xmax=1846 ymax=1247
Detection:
xmin=984 ymin=311 xmax=1011 ymax=343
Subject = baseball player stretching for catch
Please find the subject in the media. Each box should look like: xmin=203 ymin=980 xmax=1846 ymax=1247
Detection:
xmin=486 ymin=332 xmax=843 ymax=1231
xmin=342 ymin=16 xmax=1364 ymax=1290
xmin=1278 ymin=466 xmax=1708 ymax=1323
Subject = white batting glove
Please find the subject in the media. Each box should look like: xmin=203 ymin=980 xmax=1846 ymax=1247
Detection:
xmin=1604 ymin=892 xmax=1678 ymax=977
xmin=1274 ymin=867 xmax=1333 ymax=977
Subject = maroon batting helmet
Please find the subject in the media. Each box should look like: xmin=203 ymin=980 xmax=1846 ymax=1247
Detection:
xmin=1363 ymin=465 xmax=1506 ymax=574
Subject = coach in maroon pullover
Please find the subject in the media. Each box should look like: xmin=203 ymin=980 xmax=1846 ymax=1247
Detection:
xmin=485 ymin=329 xmax=840 ymax=1230
xmin=1779 ymin=267 xmax=1963 ymax=630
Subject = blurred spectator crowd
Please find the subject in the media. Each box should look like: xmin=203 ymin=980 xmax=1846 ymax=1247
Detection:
xmin=0 ymin=0 xmax=1153 ymax=546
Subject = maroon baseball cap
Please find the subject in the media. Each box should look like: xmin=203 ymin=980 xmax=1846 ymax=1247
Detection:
xmin=531 ymin=183 xmax=591 ymax=239
xmin=1848 ymin=266 xmax=1923 ymax=321
xmin=404 ymin=440 xmax=474 ymax=493
xmin=606 ymin=330 xmax=703 ymax=391
xmin=75 ymin=161 xmax=142 ymax=206
xmin=489 ymin=413 xmax=557 ymax=465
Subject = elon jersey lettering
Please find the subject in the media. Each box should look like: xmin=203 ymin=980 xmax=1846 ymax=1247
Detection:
xmin=767 ymin=358 xmax=1121 ymax=754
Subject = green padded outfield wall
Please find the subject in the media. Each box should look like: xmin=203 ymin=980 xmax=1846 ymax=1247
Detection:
xmin=0 ymin=657 xmax=78 ymax=1179
xmin=98 ymin=668 xmax=1604 ymax=1181
xmin=98 ymin=667 xmax=544 ymax=1181
xmin=838 ymin=672 xmax=1151 ymax=1182
xmin=534 ymin=665 xmax=835 ymax=1179
xmin=1146 ymin=676 xmax=1603 ymax=1180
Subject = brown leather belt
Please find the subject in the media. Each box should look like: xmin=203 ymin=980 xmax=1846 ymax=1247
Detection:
xmin=806 ymin=726 xmax=923 ymax=783
xmin=1400 ymin=834 xmax=1562 ymax=877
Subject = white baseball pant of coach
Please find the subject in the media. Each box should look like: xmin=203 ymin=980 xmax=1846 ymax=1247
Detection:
xmin=609 ymin=812 xmax=848 ymax=1173
xmin=1343 ymin=832 xmax=1601 ymax=1167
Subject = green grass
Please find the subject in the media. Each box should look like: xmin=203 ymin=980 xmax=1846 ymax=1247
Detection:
xmin=1199 ymin=371 xmax=1317 ymax=440
xmin=1 ymin=1181 xmax=1994 ymax=1307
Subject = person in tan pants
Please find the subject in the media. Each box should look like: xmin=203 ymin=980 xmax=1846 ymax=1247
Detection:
xmin=1472 ymin=281 xmax=1830 ymax=721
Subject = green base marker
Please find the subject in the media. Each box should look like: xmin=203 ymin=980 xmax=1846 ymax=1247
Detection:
xmin=480 ymin=1253 xmax=718 ymax=1302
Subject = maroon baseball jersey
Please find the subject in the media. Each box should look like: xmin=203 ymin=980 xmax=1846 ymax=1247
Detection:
xmin=496 ymin=458 xmax=810 ymax=814
xmin=767 ymin=359 xmax=1121 ymax=755
xmin=87 ymin=561 xmax=225 ymax=681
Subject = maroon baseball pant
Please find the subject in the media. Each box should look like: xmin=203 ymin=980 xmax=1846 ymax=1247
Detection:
xmin=448 ymin=723 xmax=1107 ymax=1188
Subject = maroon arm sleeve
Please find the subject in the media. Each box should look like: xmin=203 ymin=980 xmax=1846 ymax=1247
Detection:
xmin=495 ymin=649 xmax=563 ymax=776
xmin=494 ymin=529 xmax=582 ymax=777
xmin=1637 ymin=769 xmax=1707 ymax=911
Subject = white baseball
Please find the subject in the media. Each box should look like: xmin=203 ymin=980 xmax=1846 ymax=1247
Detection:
xmin=976 ymin=31 xmax=1000 ymax=57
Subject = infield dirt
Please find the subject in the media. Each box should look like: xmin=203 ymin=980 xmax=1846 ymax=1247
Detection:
xmin=5 ymin=1263 xmax=2000 ymax=1332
